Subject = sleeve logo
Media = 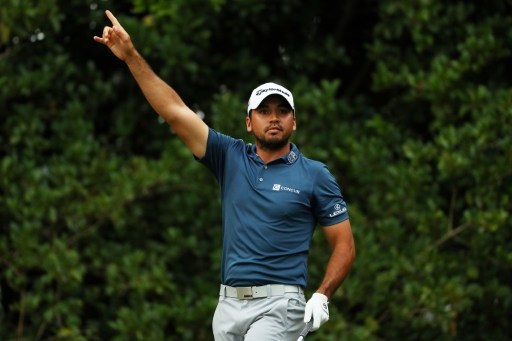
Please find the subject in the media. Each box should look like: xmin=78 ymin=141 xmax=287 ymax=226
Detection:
xmin=329 ymin=203 xmax=346 ymax=218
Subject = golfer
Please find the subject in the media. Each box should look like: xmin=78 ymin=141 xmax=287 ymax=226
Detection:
xmin=94 ymin=10 xmax=355 ymax=341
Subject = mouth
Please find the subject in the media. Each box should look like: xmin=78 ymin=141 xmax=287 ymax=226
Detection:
xmin=266 ymin=126 xmax=282 ymax=133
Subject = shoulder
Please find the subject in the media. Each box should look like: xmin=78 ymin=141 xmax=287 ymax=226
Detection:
xmin=301 ymin=155 xmax=327 ymax=169
xmin=298 ymin=153 xmax=331 ymax=176
xmin=207 ymin=128 xmax=248 ymax=151
xmin=296 ymin=153 xmax=340 ymax=191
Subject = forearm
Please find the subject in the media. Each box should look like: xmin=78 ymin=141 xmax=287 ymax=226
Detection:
xmin=303 ymin=239 xmax=355 ymax=331
xmin=124 ymin=50 xmax=188 ymax=123
xmin=94 ymin=10 xmax=208 ymax=157
xmin=123 ymin=50 xmax=208 ymax=157
xmin=316 ymin=242 xmax=355 ymax=299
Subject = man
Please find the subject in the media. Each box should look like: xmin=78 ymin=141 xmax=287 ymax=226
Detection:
xmin=94 ymin=10 xmax=355 ymax=341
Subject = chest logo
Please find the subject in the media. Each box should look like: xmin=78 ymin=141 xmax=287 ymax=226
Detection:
xmin=272 ymin=184 xmax=300 ymax=194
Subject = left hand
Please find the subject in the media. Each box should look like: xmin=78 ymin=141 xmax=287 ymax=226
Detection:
xmin=93 ymin=10 xmax=135 ymax=62
xmin=304 ymin=293 xmax=329 ymax=331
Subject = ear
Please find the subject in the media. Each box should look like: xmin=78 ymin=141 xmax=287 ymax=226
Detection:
xmin=293 ymin=115 xmax=297 ymax=131
xmin=246 ymin=115 xmax=252 ymax=132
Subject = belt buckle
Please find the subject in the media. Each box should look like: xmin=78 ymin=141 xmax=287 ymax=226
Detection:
xmin=236 ymin=287 xmax=253 ymax=299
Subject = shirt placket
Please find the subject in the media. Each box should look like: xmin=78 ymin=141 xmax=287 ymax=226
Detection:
xmin=256 ymin=164 xmax=269 ymax=187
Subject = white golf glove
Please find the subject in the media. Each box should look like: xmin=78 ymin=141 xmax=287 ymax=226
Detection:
xmin=304 ymin=293 xmax=329 ymax=331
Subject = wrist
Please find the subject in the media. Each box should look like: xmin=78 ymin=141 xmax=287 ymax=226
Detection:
xmin=315 ymin=289 xmax=331 ymax=300
xmin=124 ymin=48 xmax=140 ymax=64
xmin=312 ymin=292 xmax=329 ymax=302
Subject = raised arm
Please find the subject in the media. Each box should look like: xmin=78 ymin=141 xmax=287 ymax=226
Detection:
xmin=93 ymin=10 xmax=208 ymax=158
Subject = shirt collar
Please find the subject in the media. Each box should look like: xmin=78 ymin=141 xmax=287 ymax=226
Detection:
xmin=283 ymin=143 xmax=300 ymax=165
xmin=247 ymin=143 xmax=300 ymax=165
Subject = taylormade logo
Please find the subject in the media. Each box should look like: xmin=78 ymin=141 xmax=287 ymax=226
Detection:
xmin=256 ymin=87 xmax=291 ymax=98
xmin=272 ymin=184 xmax=300 ymax=194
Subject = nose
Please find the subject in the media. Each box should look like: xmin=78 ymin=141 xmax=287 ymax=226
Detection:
xmin=269 ymin=110 xmax=280 ymax=121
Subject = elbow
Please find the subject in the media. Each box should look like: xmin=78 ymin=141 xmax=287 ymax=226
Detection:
xmin=348 ymin=237 xmax=356 ymax=265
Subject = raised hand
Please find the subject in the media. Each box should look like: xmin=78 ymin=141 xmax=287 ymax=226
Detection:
xmin=93 ymin=10 xmax=135 ymax=61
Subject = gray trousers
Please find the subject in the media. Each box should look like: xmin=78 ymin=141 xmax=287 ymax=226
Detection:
xmin=212 ymin=290 xmax=306 ymax=341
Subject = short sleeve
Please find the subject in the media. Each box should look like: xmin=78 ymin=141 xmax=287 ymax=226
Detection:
xmin=312 ymin=166 xmax=349 ymax=226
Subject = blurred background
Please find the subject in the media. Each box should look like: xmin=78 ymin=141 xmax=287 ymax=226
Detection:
xmin=1 ymin=0 xmax=511 ymax=339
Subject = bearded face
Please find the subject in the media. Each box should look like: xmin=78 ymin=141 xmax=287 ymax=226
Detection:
xmin=246 ymin=95 xmax=296 ymax=152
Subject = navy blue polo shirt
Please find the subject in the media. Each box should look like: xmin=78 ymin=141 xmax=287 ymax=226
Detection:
xmin=198 ymin=128 xmax=349 ymax=288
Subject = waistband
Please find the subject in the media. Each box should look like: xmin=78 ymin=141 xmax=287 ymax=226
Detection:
xmin=219 ymin=284 xmax=304 ymax=300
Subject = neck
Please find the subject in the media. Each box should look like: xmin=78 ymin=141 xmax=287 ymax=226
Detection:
xmin=255 ymin=143 xmax=291 ymax=164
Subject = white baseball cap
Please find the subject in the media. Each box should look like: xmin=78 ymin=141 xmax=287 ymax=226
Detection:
xmin=247 ymin=82 xmax=295 ymax=115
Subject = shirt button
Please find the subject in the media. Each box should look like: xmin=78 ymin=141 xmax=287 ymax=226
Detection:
xmin=264 ymin=165 xmax=268 ymax=169
xmin=259 ymin=178 xmax=263 ymax=182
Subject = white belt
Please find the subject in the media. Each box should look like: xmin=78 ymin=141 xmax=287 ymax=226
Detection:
xmin=220 ymin=284 xmax=304 ymax=300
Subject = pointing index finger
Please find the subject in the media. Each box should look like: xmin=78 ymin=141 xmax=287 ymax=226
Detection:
xmin=105 ymin=10 xmax=120 ymax=26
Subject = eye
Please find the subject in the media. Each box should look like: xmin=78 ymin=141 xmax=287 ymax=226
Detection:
xmin=279 ymin=107 xmax=292 ymax=115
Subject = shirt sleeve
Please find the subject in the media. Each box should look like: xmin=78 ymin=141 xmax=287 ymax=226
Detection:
xmin=313 ymin=165 xmax=349 ymax=227
xmin=196 ymin=128 xmax=237 ymax=182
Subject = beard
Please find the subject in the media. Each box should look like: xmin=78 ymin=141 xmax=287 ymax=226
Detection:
xmin=253 ymin=129 xmax=293 ymax=151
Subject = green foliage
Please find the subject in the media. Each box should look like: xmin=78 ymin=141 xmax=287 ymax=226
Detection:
xmin=1 ymin=0 xmax=511 ymax=340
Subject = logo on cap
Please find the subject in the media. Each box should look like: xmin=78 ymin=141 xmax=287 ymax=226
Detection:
xmin=255 ymin=87 xmax=291 ymax=98
xmin=247 ymin=82 xmax=295 ymax=114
